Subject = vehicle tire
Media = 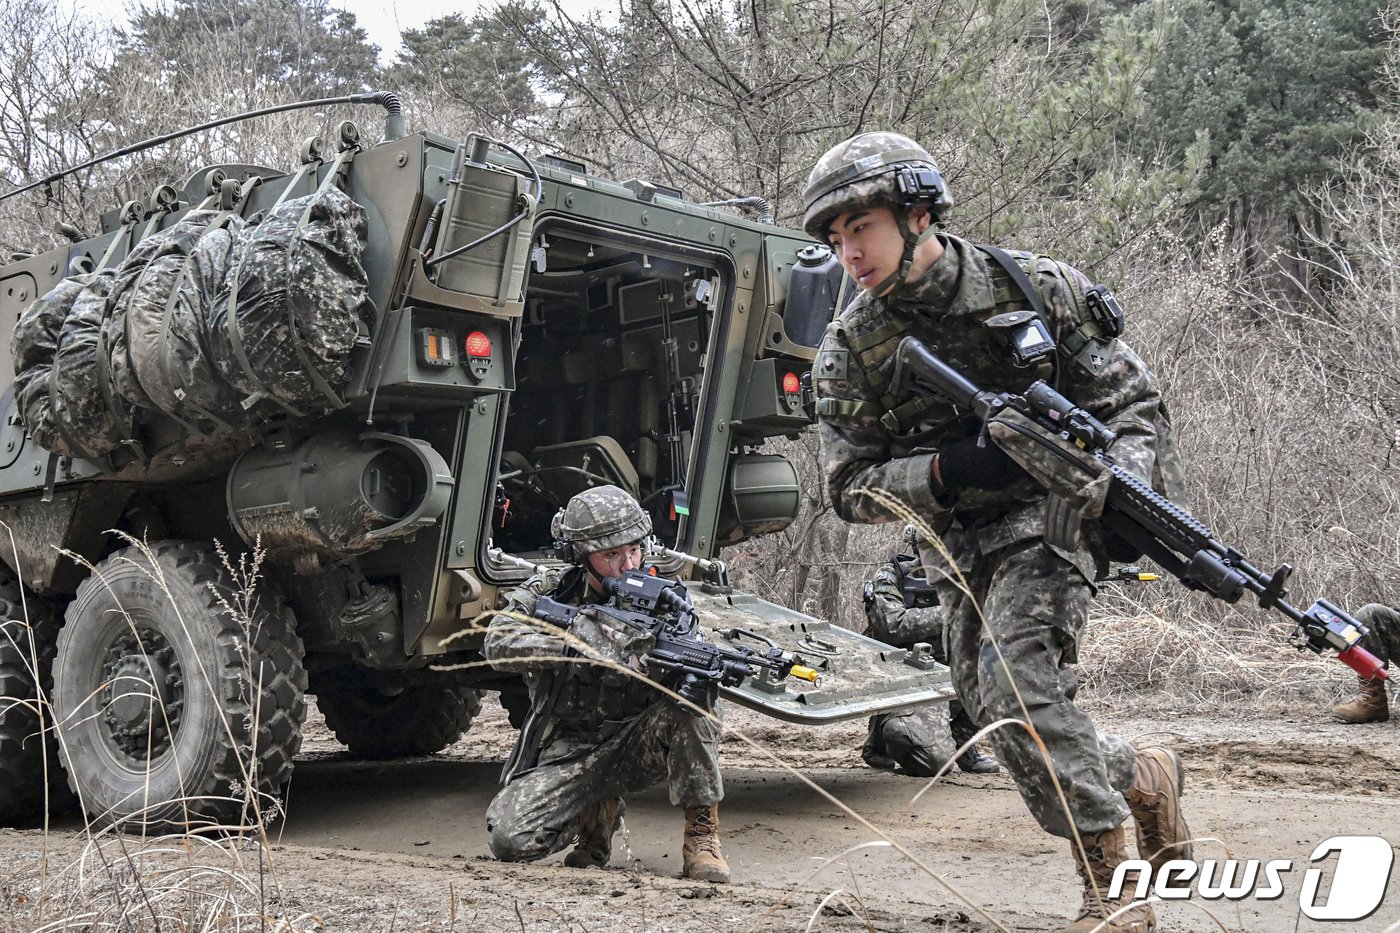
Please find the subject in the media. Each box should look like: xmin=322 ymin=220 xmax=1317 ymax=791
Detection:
xmin=0 ymin=569 xmax=73 ymax=825
xmin=53 ymin=541 xmax=307 ymax=830
xmin=315 ymin=679 xmax=481 ymax=759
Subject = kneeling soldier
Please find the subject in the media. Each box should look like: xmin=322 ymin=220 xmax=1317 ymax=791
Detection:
xmin=484 ymin=485 xmax=729 ymax=883
xmin=862 ymin=526 xmax=999 ymax=776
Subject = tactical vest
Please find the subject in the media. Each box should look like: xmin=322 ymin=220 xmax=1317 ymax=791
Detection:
xmin=528 ymin=569 xmax=661 ymax=731
xmin=817 ymin=240 xmax=1188 ymax=508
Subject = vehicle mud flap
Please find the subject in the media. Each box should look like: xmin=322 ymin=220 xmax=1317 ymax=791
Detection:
xmin=690 ymin=588 xmax=954 ymax=725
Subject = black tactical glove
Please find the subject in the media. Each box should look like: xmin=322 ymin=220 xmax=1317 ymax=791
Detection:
xmin=935 ymin=437 xmax=1025 ymax=491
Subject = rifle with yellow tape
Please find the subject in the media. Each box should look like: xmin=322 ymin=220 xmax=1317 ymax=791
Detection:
xmin=535 ymin=570 xmax=820 ymax=709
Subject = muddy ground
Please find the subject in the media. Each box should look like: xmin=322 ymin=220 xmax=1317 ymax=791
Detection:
xmin=4 ymin=696 xmax=1399 ymax=932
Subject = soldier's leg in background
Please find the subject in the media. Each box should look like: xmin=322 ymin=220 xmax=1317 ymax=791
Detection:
xmin=879 ymin=706 xmax=956 ymax=776
xmin=947 ymin=703 xmax=1000 ymax=773
xmin=1356 ymin=603 xmax=1400 ymax=667
xmin=862 ymin=713 xmax=897 ymax=770
xmin=974 ymin=541 xmax=1133 ymax=839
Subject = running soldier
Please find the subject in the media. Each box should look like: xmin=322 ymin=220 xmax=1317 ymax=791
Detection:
xmin=806 ymin=132 xmax=1192 ymax=932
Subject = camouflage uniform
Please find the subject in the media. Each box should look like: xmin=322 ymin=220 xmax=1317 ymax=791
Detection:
xmin=1355 ymin=604 xmax=1400 ymax=666
xmin=813 ymin=227 xmax=1171 ymax=838
xmin=862 ymin=555 xmax=993 ymax=774
xmin=483 ymin=564 xmax=723 ymax=862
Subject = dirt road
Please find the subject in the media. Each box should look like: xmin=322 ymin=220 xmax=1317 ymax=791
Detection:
xmin=6 ymin=700 xmax=1399 ymax=932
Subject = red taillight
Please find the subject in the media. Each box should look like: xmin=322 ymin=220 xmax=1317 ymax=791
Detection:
xmin=781 ymin=371 xmax=801 ymax=394
xmin=464 ymin=331 xmax=492 ymax=358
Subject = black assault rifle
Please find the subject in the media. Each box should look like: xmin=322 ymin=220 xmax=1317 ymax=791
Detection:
xmin=532 ymin=571 xmax=819 ymax=708
xmin=890 ymin=336 xmax=1387 ymax=681
xmin=893 ymin=554 xmax=939 ymax=609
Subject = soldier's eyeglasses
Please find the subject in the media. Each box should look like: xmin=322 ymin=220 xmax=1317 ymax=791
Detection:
xmin=596 ymin=544 xmax=643 ymax=566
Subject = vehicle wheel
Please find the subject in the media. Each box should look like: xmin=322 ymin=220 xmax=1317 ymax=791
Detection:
xmin=0 ymin=569 xmax=73 ymax=825
xmin=53 ymin=541 xmax=307 ymax=830
xmin=315 ymin=679 xmax=481 ymax=759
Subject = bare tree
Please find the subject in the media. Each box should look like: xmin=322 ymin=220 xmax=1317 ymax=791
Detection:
xmin=492 ymin=0 xmax=1166 ymax=238
xmin=0 ymin=0 xmax=115 ymax=254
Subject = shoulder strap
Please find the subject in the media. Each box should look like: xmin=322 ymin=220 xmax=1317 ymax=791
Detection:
xmin=977 ymin=243 xmax=1048 ymax=319
xmin=979 ymin=243 xmax=1114 ymax=365
xmin=977 ymin=242 xmax=1061 ymax=387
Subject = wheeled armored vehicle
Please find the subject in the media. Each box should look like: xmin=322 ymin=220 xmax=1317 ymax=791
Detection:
xmin=0 ymin=96 xmax=951 ymax=828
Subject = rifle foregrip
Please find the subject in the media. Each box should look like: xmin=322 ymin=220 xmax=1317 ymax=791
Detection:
xmin=534 ymin=609 xmax=573 ymax=628
xmin=532 ymin=596 xmax=580 ymax=630
xmin=897 ymin=337 xmax=979 ymax=404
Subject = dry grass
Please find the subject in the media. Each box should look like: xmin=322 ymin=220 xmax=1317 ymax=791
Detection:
xmin=8 ymin=831 xmax=323 ymax=933
xmin=1078 ymin=591 xmax=1350 ymax=713
xmin=0 ymin=536 xmax=313 ymax=932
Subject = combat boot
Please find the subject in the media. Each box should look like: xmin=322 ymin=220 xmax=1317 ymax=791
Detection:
xmin=682 ymin=803 xmax=730 ymax=883
xmin=948 ymin=708 xmax=999 ymax=774
xmin=1332 ymin=674 xmax=1390 ymax=724
xmin=1125 ymin=747 xmax=1191 ymax=872
xmin=1063 ymin=824 xmax=1156 ymax=933
xmin=564 ymin=798 xmax=624 ymax=869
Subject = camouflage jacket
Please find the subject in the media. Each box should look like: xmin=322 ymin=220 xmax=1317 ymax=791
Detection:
xmin=815 ymin=233 xmax=1179 ymax=577
xmin=484 ymin=566 xmax=660 ymax=731
xmin=864 ymin=558 xmax=946 ymax=652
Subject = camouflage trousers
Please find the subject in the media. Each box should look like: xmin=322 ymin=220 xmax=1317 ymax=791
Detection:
xmin=1355 ymin=604 xmax=1400 ymax=667
xmin=486 ymin=700 xmax=723 ymax=862
xmin=938 ymin=539 xmax=1137 ymax=838
xmin=863 ymin=706 xmax=957 ymax=776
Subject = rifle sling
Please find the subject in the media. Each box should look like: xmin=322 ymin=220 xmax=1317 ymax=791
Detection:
xmin=500 ymin=670 xmax=564 ymax=786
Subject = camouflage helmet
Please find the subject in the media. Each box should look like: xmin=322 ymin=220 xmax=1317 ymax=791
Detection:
xmin=901 ymin=523 xmax=920 ymax=554
xmin=551 ymin=484 xmax=652 ymax=560
xmin=801 ymin=132 xmax=952 ymax=241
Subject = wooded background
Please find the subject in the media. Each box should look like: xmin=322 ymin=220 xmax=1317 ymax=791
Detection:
xmin=3 ymin=0 xmax=1397 ymax=703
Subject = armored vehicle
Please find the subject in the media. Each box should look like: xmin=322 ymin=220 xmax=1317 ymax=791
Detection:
xmin=0 ymin=96 xmax=951 ymax=829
